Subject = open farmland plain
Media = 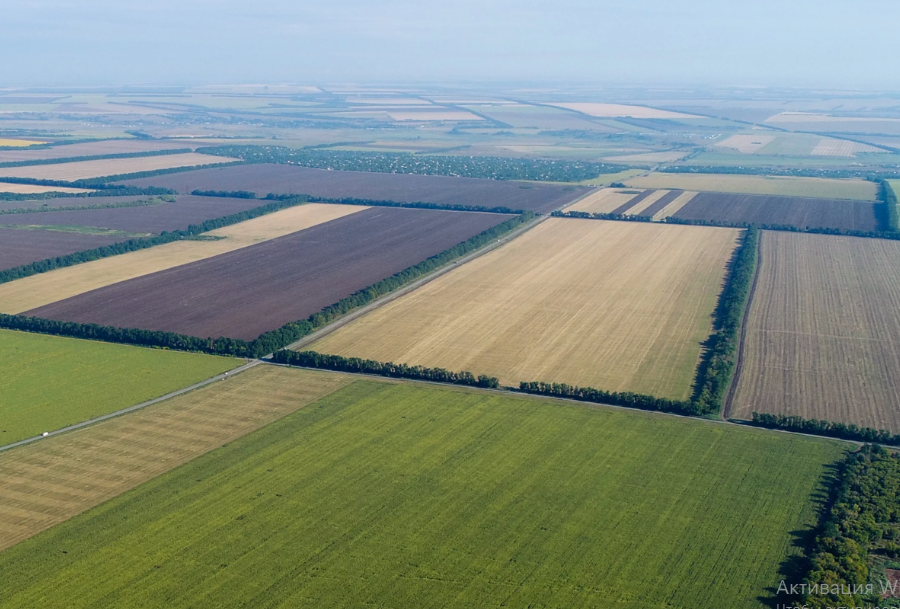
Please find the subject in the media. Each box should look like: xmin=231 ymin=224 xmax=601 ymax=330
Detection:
xmin=0 ymin=228 xmax=122 ymax=271
xmin=119 ymin=163 xmax=589 ymax=212
xmin=0 ymin=329 xmax=238 ymax=445
xmin=672 ymin=191 xmax=880 ymax=231
xmin=0 ymin=139 xmax=193 ymax=163
xmin=0 ymin=153 xmax=234 ymax=181
xmin=311 ymin=219 xmax=738 ymax=399
xmin=0 ymin=203 xmax=366 ymax=313
xmin=26 ymin=208 xmax=512 ymax=340
xmin=0 ymin=379 xmax=846 ymax=608
xmin=0 ymin=365 xmax=350 ymax=552
xmin=729 ymin=232 xmax=900 ymax=432
xmin=624 ymin=172 xmax=878 ymax=200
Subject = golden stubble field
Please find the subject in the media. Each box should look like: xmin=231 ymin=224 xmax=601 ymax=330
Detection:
xmin=0 ymin=365 xmax=352 ymax=552
xmin=0 ymin=153 xmax=233 ymax=181
xmin=625 ymin=172 xmax=877 ymax=200
xmin=312 ymin=218 xmax=739 ymax=400
xmin=0 ymin=203 xmax=365 ymax=313
xmin=729 ymin=232 xmax=900 ymax=432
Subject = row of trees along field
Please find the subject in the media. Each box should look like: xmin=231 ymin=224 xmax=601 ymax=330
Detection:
xmin=552 ymin=210 xmax=900 ymax=240
xmin=790 ymin=445 xmax=900 ymax=608
xmin=0 ymin=196 xmax=172 ymax=216
xmin=0 ymin=212 xmax=535 ymax=358
xmin=0 ymin=180 xmax=172 ymax=201
xmin=750 ymin=412 xmax=900 ymax=446
xmin=273 ymin=350 xmax=500 ymax=388
xmin=197 ymin=145 xmax=629 ymax=182
xmin=517 ymin=381 xmax=701 ymax=416
xmin=0 ymin=148 xmax=192 ymax=170
xmin=0 ymin=197 xmax=312 ymax=284
xmin=882 ymin=179 xmax=899 ymax=231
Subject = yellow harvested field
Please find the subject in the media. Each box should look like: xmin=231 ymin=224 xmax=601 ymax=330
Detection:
xmin=0 ymin=153 xmax=234 ymax=181
xmin=567 ymin=188 xmax=644 ymax=213
xmin=0 ymin=203 xmax=365 ymax=313
xmin=626 ymin=189 xmax=670 ymax=215
xmin=387 ymin=111 xmax=483 ymax=121
xmin=311 ymin=219 xmax=739 ymax=400
xmin=0 ymin=139 xmax=45 ymax=147
xmin=811 ymin=138 xmax=884 ymax=157
xmin=0 ymin=365 xmax=352 ymax=552
xmin=714 ymin=134 xmax=775 ymax=154
xmin=624 ymin=172 xmax=877 ymax=200
xmin=652 ymin=191 xmax=698 ymax=220
xmin=549 ymin=103 xmax=701 ymax=119
xmin=0 ymin=182 xmax=93 ymax=194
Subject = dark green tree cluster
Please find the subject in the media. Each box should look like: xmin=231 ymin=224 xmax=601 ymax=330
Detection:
xmin=517 ymin=381 xmax=701 ymax=416
xmin=791 ymin=445 xmax=900 ymax=607
xmin=882 ymin=179 xmax=899 ymax=232
xmin=273 ymin=350 xmax=499 ymax=388
xmin=191 ymin=190 xmax=257 ymax=199
xmin=197 ymin=145 xmax=630 ymax=183
xmin=691 ymin=227 xmax=758 ymax=412
xmin=551 ymin=210 xmax=653 ymax=222
xmin=750 ymin=412 xmax=900 ymax=446
xmin=266 ymin=193 xmax=522 ymax=215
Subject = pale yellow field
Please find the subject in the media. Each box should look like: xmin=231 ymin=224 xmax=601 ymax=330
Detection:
xmin=714 ymin=134 xmax=775 ymax=154
xmin=624 ymin=172 xmax=877 ymax=200
xmin=0 ymin=139 xmax=45 ymax=147
xmin=0 ymin=203 xmax=365 ymax=313
xmin=312 ymin=219 xmax=739 ymax=400
xmin=811 ymin=138 xmax=884 ymax=157
xmin=549 ymin=103 xmax=701 ymax=119
xmin=0 ymin=153 xmax=234 ymax=181
xmin=567 ymin=188 xmax=644 ymax=213
xmin=0 ymin=365 xmax=352 ymax=552
xmin=0 ymin=182 xmax=93 ymax=194
xmin=652 ymin=191 xmax=698 ymax=220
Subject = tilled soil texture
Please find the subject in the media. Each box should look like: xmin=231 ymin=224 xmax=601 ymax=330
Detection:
xmin=0 ymin=228 xmax=123 ymax=271
xmin=26 ymin=208 xmax=514 ymax=340
xmin=117 ymin=163 xmax=589 ymax=213
xmin=1 ymin=196 xmax=267 ymax=234
xmin=672 ymin=191 xmax=880 ymax=231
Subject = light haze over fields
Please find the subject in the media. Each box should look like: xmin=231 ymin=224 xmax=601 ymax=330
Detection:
xmin=1 ymin=0 xmax=898 ymax=87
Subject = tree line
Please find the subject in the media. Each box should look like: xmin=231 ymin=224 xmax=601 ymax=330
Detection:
xmin=268 ymin=193 xmax=523 ymax=215
xmin=882 ymin=179 xmax=899 ymax=232
xmin=749 ymin=412 xmax=900 ymax=446
xmin=196 ymin=145 xmax=631 ymax=183
xmin=273 ymin=350 xmax=500 ymax=388
xmin=191 ymin=189 xmax=257 ymax=199
xmin=788 ymin=445 xmax=900 ymax=608
xmin=0 ymin=148 xmax=191 ymax=170
xmin=0 ymin=196 xmax=172 ymax=216
xmin=518 ymin=381 xmax=701 ymax=416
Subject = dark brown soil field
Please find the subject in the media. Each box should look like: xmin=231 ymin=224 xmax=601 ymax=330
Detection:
xmin=117 ymin=164 xmax=588 ymax=213
xmin=611 ymin=189 xmax=656 ymax=214
xmin=0 ymin=228 xmax=123 ymax=271
xmin=672 ymin=191 xmax=879 ymax=231
xmin=0 ymin=139 xmax=193 ymax=163
xmin=0 ymin=195 xmax=151 ymax=213
xmin=2 ymin=195 xmax=264 ymax=234
xmin=641 ymin=190 xmax=685 ymax=216
xmin=26 ymin=208 xmax=513 ymax=340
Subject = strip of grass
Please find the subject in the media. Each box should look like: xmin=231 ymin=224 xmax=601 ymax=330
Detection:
xmin=0 ymin=380 xmax=846 ymax=608
xmin=0 ymin=224 xmax=148 ymax=237
xmin=0 ymin=329 xmax=239 ymax=444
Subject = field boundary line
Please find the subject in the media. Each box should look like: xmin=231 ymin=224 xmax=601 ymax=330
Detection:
xmin=0 ymin=359 xmax=259 ymax=454
xmin=722 ymin=229 xmax=763 ymax=419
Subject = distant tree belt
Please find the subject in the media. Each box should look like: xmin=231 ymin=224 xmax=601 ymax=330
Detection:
xmin=0 ymin=197 xmax=313 ymax=285
xmin=190 ymin=189 xmax=257 ymax=199
xmin=266 ymin=193 xmax=524 ymax=215
xmin=78 ymin=162 xmax=244 ymax=185
xmin=0 ymin=212 xmax=535 ymax=359
xmin=660 ymin=165 xmax=900 ymax=180
xmin=272 ymin=350 xmax=500 ymax=389
xmin=517 ymin=381 xmax=700 ymax=416
xmin=552 ymin=210 xmax=900 ymax=240
xmin=0 ymin=196 xmax=173 ymax=216
xmin=0 ymin=148 xmax=192 ymax=170
xmin=881 ymin=179 xmax=899 ymax=231
xmin=788 ymin=445 xmax=900 ymax=608
xmin=195 ymin=145 xmax=631 ymax=183
xmin=749 ymin=412 xmax=900 ymax=446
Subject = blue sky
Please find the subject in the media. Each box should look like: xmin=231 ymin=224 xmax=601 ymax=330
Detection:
xmin=0 ymin=0 xmax=896 ymax=88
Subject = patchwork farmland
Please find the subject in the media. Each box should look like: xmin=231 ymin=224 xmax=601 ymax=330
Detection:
xmin=0 ymin=378 xmax=846 ymax=608
xmin=119 ymin=163 xmax=589 ymax=212
xmin=0 ymin=152 xmax=233 ymax=181
xmin=0 ymin=139 xmax=194 ymax=163
xmin=26 ymin=208 xmax=513 ymax=340
xmin=624 ymin=172 xmax=878 ymax=200
xmin=311 ymin=218 xmax=738 ymax=399
xmin=729 ymin=231 xmax=900 ymax=432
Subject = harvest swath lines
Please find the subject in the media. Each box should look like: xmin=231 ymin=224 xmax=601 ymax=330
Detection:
xmin=312 ymin=218 xmax=738 ymax=399
xmin=625 ymin=172 xmax=878 ymax=200
xmin=729 ymin=231 xmax=900 ymax=433
xmin=0 ymin=365 xmax=349 ymax=552
xmin=0 ymin=379 xmax=846 ymax=608
xmin=0 ymin=329 xmax=238 ymax=445
xmin=0 ymin=203 xmax=366 ymax=313
xmin=0 ymin=153 xmax=234 ymax=181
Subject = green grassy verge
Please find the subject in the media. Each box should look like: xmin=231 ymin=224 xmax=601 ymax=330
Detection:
xmin=0 ymin=223 xmax=147 ymax=237
xmin=0 ymin=329 xmax=239 ymax=444
xmin=0 ymin=380 xmax=846 ymax=608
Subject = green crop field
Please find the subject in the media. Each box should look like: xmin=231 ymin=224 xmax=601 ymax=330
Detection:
xmin=0 ymin=329 xmax=240 ymax=444
xmin=0 ymin=380 xmax=846 ymax=609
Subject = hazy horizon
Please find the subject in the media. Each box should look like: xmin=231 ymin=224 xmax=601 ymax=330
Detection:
xmin=2 ymin=0 xmax=898 ymax=90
